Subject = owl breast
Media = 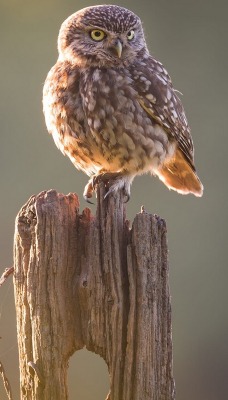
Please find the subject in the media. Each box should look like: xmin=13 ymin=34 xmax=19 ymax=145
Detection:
xmin=81 ymin=67 xmax=176 ymax=174
xmin=44 ymin=63 xmax=176 ymax=177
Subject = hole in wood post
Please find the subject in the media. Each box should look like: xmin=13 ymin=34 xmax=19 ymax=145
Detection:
xmin=68 ymin=348 xmax=110 ymax=399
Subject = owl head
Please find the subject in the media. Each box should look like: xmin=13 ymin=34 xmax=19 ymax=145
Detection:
xmin=58 ymin=5 xmax=148 ymax=67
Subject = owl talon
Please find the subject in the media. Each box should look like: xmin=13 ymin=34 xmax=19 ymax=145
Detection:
xmin=102 ymin=174 xmax=132 ymax=202
xmin=84 ymin=172 xmax=133 ymax=203
xmin=103 ymin=189 xmax=130 ymax=202
xmin=83 ymin=196 xmax=94 ymax=205
xmin=103 ymin=188 xmax=113 ymax=200
xmin=83 ymin=180 xmax=95 ymax=204
xmin=123 ymin=192 xmax=130 ymax=203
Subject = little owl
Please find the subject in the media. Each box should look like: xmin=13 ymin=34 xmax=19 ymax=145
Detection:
xmin=43 ymin=5 xmax=203 ymax=202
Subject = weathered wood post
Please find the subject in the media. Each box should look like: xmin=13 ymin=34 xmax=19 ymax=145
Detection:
xmin=13 ymin=185 xmax=175 ymax=400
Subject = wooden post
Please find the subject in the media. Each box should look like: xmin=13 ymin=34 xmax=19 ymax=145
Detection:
xmin=13 ymin=186 xmax=175 ymax=400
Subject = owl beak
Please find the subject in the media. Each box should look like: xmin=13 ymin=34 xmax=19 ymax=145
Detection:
xmin=111 ymin=39 xmax=123 ymax=58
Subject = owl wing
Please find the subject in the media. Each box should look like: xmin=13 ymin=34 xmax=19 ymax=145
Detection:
xmin=131 ymin=56 xmax=203 ymax=196
xmin=131 ymin=56 xmax=195 ymax=170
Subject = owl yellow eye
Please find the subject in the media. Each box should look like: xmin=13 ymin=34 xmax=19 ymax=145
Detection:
xmin=90 ymin=29 xmax=106 ymax=41
xmin=127 ymin=30 xmax=135 ymax=41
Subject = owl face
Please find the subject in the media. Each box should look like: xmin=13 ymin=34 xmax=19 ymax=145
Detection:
xmin=58 ymin=5 xmax=147 ymax=67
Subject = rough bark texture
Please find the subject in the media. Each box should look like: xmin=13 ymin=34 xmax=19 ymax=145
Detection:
xmin=14 ymin=186 xmax=175 ymax=400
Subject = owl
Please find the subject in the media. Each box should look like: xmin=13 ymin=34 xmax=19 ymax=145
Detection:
xmin=43 ymin=5 xmax=203 ymax=203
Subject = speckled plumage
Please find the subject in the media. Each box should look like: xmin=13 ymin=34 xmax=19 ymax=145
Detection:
xmin=43 ymin=5 xmax=203 ymax=202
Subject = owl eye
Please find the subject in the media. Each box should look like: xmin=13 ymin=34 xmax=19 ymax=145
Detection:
xmin=90 ymin=29 xmax=106 ymax=41
xmin=127 ymin=30 xmax=135 ymax=41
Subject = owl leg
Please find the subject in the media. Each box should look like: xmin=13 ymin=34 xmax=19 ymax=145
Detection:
xmin=83 ymin=180 xmax=95 ymax=204
xmin=93 ymin=171 xmax=134 ymax=203
xmin=83 ymin=172 xmax=109 ymax=203
xmin=83 ymin=172 xmax=134 ymax=203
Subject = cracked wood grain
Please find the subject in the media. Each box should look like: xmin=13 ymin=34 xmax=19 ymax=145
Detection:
xmin=13 ymin=185 xmax=175 ymax=400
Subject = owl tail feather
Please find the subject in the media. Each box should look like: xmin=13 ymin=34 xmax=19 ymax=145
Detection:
xmin=156 ymin=149 xmax=203 ymax=197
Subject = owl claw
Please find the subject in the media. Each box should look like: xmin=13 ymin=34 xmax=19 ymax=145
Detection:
xmin=83 ymin=196 xmax=94 ymax=204
xmin=103 ymin=188 xmax=112 ymax=200
xmin=83 ymin=180 xmax=95 ymax=204
xmin=84 ymin=172 xmax=133 ymax=203
xmin=102 ymin=173 xmax=132 ymax=202
xmin=103 ymin=188 xmax=130 ymax=203
xmin=83 ymin=173 xmax=107 ymax=203
xmin=123 ymin=192 xmax=130 ymax=203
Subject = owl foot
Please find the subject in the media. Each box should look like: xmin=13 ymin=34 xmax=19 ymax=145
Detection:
xmin=83 ymin=172 xmax=134 ymax=203
xmin=103 ymin=178 xmax=130 ymax=203
xmin=83 ymin=180 xmax=95 ymax=204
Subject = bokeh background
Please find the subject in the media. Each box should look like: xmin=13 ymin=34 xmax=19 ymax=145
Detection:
xmin=0 ymin=0 xmax=227 ymax=399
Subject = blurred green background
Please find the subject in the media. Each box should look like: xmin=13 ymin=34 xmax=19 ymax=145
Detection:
xmin=0 ymin=0 xmax=227 ymax=399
